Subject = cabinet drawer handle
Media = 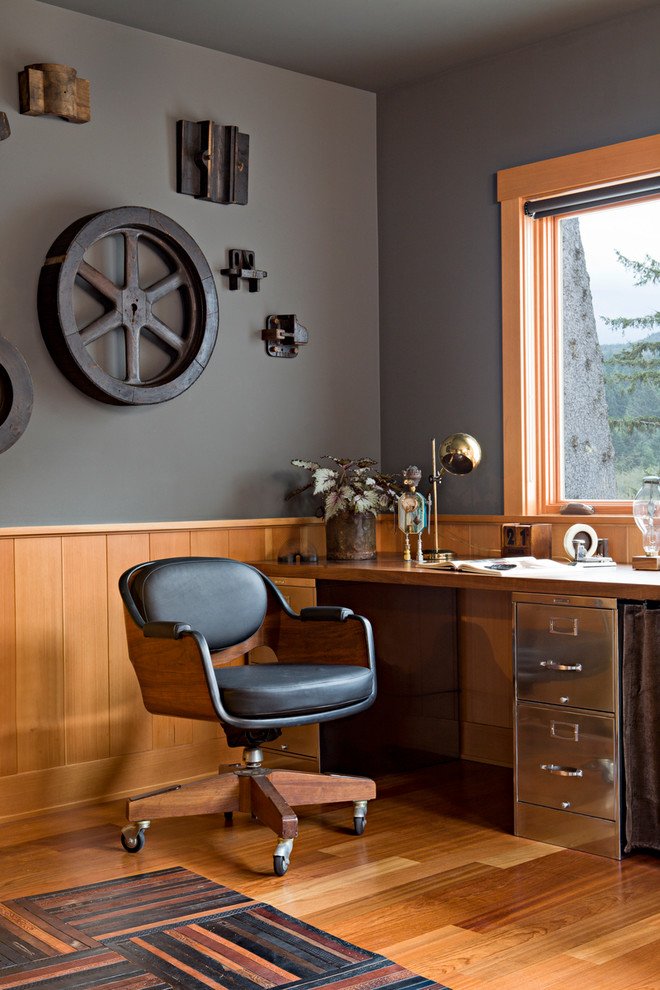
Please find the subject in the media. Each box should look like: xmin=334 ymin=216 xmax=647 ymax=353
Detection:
xmin=540 ymin=763 xmax=583 ymax=777
xmin=540 ymin=660 xmax=583 ymax=672
xmin=549 ymin=616 xmax=578 ymax=635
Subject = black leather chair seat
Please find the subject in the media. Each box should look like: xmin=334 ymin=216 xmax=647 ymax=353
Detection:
xmin=215 ymin=664 xmax=373 ymax=719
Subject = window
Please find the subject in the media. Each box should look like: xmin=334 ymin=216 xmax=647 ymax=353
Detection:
xmin=498 ymin=133 xmax=660 ymax=514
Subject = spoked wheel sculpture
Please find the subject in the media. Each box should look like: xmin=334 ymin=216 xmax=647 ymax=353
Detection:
xmin=38 ymin=207 xmax=219 ymax=404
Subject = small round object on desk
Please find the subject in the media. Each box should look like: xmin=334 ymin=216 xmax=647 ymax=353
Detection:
xmin=563 ymin=523 xmax=598 ymax=559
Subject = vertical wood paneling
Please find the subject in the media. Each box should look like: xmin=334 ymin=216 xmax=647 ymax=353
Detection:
xmin=107 ymin=532 xmax=152 ymax=757
xmin=63 ymin=535 xmax=110 ymax=764
xmin=15 ymin=538 xmax=64 ymax=772
xmin=301 ymin=523 xmax=325 ymax=557
xmin=190 ymin=529 xmax=229 ymax=557
xmin=264 ymin=525 xmax=298 ymax=561
xmin=228 ymin=528 xmax=266 ymax=561
xmin=469 ymin=523 xmax=502 ymax=558
xmin=0 ymin=540 xmax=16 ymax=776
xmin=149 ymin=531 xmax=192 ymax=748
xmin=376 ymin=515 xmax=399 ymax=553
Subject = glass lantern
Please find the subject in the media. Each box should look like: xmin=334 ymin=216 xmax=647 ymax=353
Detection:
xmin=632 ymin=475 xmax=660 ymax=556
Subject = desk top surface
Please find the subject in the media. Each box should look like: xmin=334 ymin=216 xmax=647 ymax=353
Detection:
xmin=253 ymin=554 xmax=660 ymax=602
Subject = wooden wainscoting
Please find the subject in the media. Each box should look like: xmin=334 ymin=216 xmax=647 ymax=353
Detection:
xmin=0 ymin=512 xmax=643 ymax=821
xmin=0 ymin=518 xmax=325 ymax=823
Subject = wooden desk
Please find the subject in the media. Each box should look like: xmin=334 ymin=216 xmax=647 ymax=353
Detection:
xmin=255 ymin=555 xmax=660 ymax=601
xmin=253 ymin=555 xmax=660 ymax=773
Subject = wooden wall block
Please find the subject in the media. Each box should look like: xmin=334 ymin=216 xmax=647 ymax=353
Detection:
xmin=18 ymin=63 xmax=90 ymax=123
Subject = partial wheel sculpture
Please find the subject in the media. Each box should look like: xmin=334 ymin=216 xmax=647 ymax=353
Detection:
xmin=0 ymin=337 xmax=33 ymax=452
xmin=38 ymin=207 xmax=219 ymax=405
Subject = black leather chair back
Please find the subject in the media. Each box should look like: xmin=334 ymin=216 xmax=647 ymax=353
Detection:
xmin=127 ymin=557 xmax=268 ymax=651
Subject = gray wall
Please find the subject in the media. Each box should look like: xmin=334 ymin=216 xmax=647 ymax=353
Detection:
xmin=377 ymin=5 xmax=660 ymax=514
xmin=0 ymin=0 xmax=379 ymax=524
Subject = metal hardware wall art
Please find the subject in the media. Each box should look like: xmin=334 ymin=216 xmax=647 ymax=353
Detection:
xmin=0 ymin=337 xmax=33 ymax=452
xmin=38 ymin=206 xmax=219 ymax=405
xmin=18 ymin=63 xmax=90 ymax=123
xmin=220 ymin=249 xmax=267 ymax=291
xmin=262 ymin=315 xmax=308 ymax=358
xmin=0 ymin=113 xmax=9 ymax=141
xmin=176 ymin=120 xmax=249 ymax=204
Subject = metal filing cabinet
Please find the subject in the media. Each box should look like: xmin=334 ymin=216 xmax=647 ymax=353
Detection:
xmin=513 ymin=592 xmax=622 ymax=859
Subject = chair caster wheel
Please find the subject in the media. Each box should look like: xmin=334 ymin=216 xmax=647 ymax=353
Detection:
xmin=353 ymin=800 xmax=368 ymax=835
xmin=273 ymin=837 xmax=293 ymax=876
xmin=273 ymin=855 xmax=288 ymax=876
xmin=121 ymin=824 xmax=146 ymax=853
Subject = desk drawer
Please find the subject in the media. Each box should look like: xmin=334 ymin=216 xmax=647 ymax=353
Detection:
xmin=515 ymin=603 xmax=616 ymax=711
xmin=516 ymin=703 xmax=617 ymax=821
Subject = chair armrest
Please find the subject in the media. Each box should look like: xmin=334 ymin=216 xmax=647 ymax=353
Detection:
xmin=299 ymin=606 xmax=354 ymax=622
xmin=142 ymin=620 xmax=193 ymax=639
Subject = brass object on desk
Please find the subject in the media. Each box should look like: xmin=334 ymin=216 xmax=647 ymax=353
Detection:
xmin=426 ymin=433 xmax=481 ymax=562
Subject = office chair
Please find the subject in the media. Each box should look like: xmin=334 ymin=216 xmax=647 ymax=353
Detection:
xmin=118 ymin=557 xmax=377 ymax=875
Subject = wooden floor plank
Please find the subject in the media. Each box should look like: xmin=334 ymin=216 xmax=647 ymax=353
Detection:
xmin=0 ymin=762 xmax=656 ymax=990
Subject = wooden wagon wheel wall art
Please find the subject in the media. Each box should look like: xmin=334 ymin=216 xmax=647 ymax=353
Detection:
xmin=38 ymin=207 xmax=219 ymax=404
xmin=0 ymin=337 xmax=33 ymax=452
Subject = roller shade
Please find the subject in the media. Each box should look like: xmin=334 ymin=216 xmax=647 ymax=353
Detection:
xmin=524 ymin=175 xmax=660 ymax=219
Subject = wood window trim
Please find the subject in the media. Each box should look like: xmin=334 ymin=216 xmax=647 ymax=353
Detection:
xmin=498 ymin=132 xmax=660 ymax=516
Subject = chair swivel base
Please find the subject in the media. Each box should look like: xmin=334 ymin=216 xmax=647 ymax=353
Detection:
xmin=120 ymin=757 xmax=376 ymax=876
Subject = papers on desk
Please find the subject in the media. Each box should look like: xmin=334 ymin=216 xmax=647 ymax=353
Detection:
xmin=413 ymin=556 xmax=613 ymax=575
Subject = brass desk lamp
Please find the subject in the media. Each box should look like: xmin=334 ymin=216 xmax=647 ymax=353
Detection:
xmin=426 ymin=433 xmax=481 ymax=562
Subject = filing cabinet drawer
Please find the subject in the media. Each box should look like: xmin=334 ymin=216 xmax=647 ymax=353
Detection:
xmin=515 ymin=602 xmax=616 ymax=711
xmin=516 ymin=703 xmax=617 ymax=821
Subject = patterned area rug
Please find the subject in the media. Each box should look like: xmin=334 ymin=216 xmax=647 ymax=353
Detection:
xmin=0 ymin=866 xmax=450 ymax=989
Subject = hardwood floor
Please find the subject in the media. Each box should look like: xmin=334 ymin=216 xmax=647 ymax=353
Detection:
xmin=0 ymin=760 xmax=657 ymax=989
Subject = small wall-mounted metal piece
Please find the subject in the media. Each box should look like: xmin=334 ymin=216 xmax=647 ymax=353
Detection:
xmin=221 ymin=249 xmax=267 ymax=291
xmin=18 ymin=63 xmax=90 ymax=123
xmin=176 ymin=120 xmax=249 ymax=204
xmin=0 ymin=113 xmax=10 ymax=141
xmin=262 ymin=315 xmax=308 ymax=358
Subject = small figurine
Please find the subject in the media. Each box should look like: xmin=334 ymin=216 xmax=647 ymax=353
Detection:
xmin=397 ymin=466 xmax=428 ymax=562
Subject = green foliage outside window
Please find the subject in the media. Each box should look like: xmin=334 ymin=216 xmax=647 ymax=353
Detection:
xmin=601 ymin=252 xmax=660 ymax=497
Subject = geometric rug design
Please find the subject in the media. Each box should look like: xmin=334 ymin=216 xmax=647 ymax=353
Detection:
xmin=0 ymin=866 xmax=451 ymax=989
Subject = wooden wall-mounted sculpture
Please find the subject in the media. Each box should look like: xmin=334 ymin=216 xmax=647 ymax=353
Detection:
xmin=0 ymin=337 xmax=33 ymax=452
xmin=177 ymin=120 xmax=249 ymax=204
xmin=18 ymin=63 xmax=90 ymax=123
xmin=38 ymin=207 xmax=219 ymax=405
xmin=0 ymin=113 xmax=10 ymax=141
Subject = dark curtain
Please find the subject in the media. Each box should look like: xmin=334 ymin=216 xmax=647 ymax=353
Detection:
xmin=622 ymin=604 xmax=660 ymax=853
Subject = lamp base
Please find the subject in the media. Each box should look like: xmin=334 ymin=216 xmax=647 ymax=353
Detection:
xmin=423 ymin=549 xmax=456 ymax=563
xmin=632 ymin=555 xmax=660 ymax=570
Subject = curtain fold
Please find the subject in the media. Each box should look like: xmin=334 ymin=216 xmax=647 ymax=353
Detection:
xmin=622 ymin=604 xmax=660 ymax=853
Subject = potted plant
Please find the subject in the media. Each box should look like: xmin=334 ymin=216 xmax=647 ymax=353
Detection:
xmin=288 ymin=455 xmax=402 ymax=560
